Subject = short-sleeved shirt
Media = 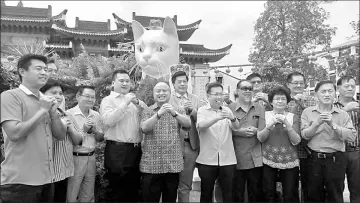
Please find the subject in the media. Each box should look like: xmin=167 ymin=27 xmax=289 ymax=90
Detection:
xmin=67 ymin=105 xmax=102 ymax=153
xmin=100 ymin=91 xmax=147 ymax=143
xmin=139 ymin=103 xmax=185 ymax=174
xmin=301 ymin=105 xmax=357 ymax=153
xmin=196 ymin=104 xmax=237 ymax=166
xmin=228 ymin=102 xmax=265 ymax=170
xmin=287 ymin=95 xmax=317 ymax=158
xmin=1 ymin=85 xmax=55 ymax=185
xmin=333 ymin=99 xmax=359 ymax=149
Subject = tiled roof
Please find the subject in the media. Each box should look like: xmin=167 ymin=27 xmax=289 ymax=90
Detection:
xmin=51 ymin=24 xmax=126 ymax=36
xmin=1 ymin=15 xmax=50 ymax=22
xmin=180 ymin=44 xmax=232 ymax=56
xmin=52 ymin=9 xmax=67 ymax=23
xmin=177 ymin=20 xmax=201 ymax=31
xmin=112 ymin=13 xmax=130 ymax=27
xmin=77 ymin=20 xmax=109 ymax=31
xmin=1 ymin=5 xmax=50 ymax=23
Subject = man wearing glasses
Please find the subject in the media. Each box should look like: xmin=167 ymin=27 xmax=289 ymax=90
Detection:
xmin=196 ymin=82 xmax=240 ymax=202
xmin=246 ymin=73 xmax=271 ymax=109
xmin=334 ymin=76 xmax=359 ymax=203
xmin=301 ymin=80 xmax=356 ymax=203
xmin=286 ymin=71 xmax=317 ymax=202
xmin=228 ymin=80 xmax=265 ymax=203
xmin=66 ymin=86 xmax=104 ymax=202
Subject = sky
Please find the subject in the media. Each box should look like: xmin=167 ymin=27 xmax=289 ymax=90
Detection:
xmin=4 ymin=1 xmax=360 ymax=78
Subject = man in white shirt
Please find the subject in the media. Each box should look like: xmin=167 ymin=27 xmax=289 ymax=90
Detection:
xmin=196 ymin=82 xmax=240 ymax=202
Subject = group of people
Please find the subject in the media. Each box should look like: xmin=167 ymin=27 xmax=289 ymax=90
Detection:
xmin=0 ymin=53 xmax=359 ymax=203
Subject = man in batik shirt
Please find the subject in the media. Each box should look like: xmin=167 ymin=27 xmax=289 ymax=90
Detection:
xmin=140 ymin=82 xmax=191 ymax=202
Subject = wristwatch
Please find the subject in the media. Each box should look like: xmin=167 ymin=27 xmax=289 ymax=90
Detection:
xmin=172 ymin=111 xmax=179 ymax=118
xmin=230 ymin=117 xmax=237 ymax=122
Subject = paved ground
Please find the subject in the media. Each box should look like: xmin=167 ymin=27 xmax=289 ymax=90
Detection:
xmin=190 ymin=169 xmax=351 ymax=202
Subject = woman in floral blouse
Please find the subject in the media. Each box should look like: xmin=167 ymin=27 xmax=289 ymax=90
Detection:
xmin=257 ymin=85 xmax=301 ymax=203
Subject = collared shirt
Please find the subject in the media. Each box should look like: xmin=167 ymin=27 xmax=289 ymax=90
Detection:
xmin=1 ymin=85 xmax=55 ymax=185
xmin=53 ymin=110 xmax=83 ymax=182
xmin=139 ymin=103 xmax=185 ymax=174
xmin=196 ymin=104 xmax=237 ymax=166
xmin=169 ymin=91 xmax=202 ymax=149
xmin=287 ymin=95 xmax=317 ymax=158
xmin=228 ymin=102 xmax=264 ymax=170
xmin=67 ymin=105 xmax=102 ymax=153
xmin=333 ymin=99 xmax=359 ymax=148
xmin=301 ymin=105 xmax=357 ymax=153
xmin=100 ymin=91 xmax=147 ymax=143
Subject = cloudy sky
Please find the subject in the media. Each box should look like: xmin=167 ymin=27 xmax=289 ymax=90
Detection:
xmin=5 ymin=1 xmax=359 ymax=77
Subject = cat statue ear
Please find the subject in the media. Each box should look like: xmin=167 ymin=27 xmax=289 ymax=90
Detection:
xmin=162 ymin=17 xmax=178 ymax=39
xmin=132 ymin=20 xmax=146 ymax=41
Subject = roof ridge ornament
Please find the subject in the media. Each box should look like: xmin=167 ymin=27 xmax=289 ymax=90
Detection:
xmin=170 ymin=64 xmax=190 ymax=77
xmin=148 ymin=19 xmax=162 ymax=30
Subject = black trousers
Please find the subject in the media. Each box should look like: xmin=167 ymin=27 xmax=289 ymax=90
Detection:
xmin=197 ymin=163 xmax=235 ymax=203
xmin=104 ymin=141 xmax=142 ymax=202
xmin=299 ymin=158 xmax=309 ymax=203
xmin=262 ymin=164 xmax=299 ymax=203
xmin=307 ymin=151 xmax=347 ymax=203
xmin=0 ymin=183 xmax=53 ymax=203
xmin=233 ymin=167 xmax=263 ymax=203
xmin=141 ymin=172 xmax=179 ymax=202
xmin=345 ymin=150 xmax=360 ymax=203
xmin=53 ymin=178 xmax=68 ymax=202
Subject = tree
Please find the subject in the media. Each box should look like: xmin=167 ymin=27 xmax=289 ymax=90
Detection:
xmin=249 ymin=1 xmax=337 ymax=84
xmin=350 ymin=16 xmax=359 ymax=38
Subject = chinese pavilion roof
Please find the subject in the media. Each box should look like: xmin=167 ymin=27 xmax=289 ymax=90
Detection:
xmin=180 ymin=44 xmax=232 ymax=63
xmin=52 ymin=9 xmax=67 ymax=26
xmin=1 ymin=4 xmax=51 ymax=23
xmin=51 ymin=24 xmax=126 ymax=37
xmin=112 ymin=13 xmax=201 ymax=41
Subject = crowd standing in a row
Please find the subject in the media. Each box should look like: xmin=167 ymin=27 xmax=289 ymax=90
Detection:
xmin=0 ymin=54 xmax=359 ymax=203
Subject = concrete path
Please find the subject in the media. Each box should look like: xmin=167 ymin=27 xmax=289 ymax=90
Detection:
xmin=190 ymin=168 xmax=351 ymax=202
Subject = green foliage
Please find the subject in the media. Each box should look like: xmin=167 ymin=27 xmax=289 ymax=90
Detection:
xmin=249 ymin=1 xmax=336 ymax=84
xmin=336 ymin=50 xmax=360 ymax=84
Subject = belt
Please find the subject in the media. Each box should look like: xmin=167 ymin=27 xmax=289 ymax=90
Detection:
xmin=73 ymin=151 xmax=95 ymax=156
xmin=106 ymin=140 xmax=141 ymax=147
xmin=184 ymin=138 xmax=190 ymax=143
xmin=311 ymin=151 xmax=336 ymax=159
xmin=346 ymin=146 xmax=360 ymax=152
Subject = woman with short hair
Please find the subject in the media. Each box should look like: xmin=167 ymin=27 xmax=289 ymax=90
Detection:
xmin=257 ymin=85 xmax=301 ymax=203
xmin=40 ymin=79 xmax=83 ymax=202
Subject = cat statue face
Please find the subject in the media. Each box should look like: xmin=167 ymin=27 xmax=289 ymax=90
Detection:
xmin=132 ymin=17 xmax=179 ymax=80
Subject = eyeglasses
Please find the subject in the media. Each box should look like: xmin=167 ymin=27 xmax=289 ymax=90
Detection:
xmin=81 ymin=95 xmax=96 ymax=100
xmin=289 ymin=82 xmax=305 ymax=86
xmin=250 ymin=81 xmax=262 ymax=84
xmin=239 ymin=86 xmax=253 ymax=91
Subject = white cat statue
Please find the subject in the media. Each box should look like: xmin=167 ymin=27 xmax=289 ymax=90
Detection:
xmin=132 ymin=17 xmax=191 ymax=106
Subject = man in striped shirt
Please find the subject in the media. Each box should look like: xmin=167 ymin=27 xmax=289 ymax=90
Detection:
xmin=334 ymin=76 xmax=359 ymax=203
xmin=286 ymin=71 xmax=317 ymax=203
